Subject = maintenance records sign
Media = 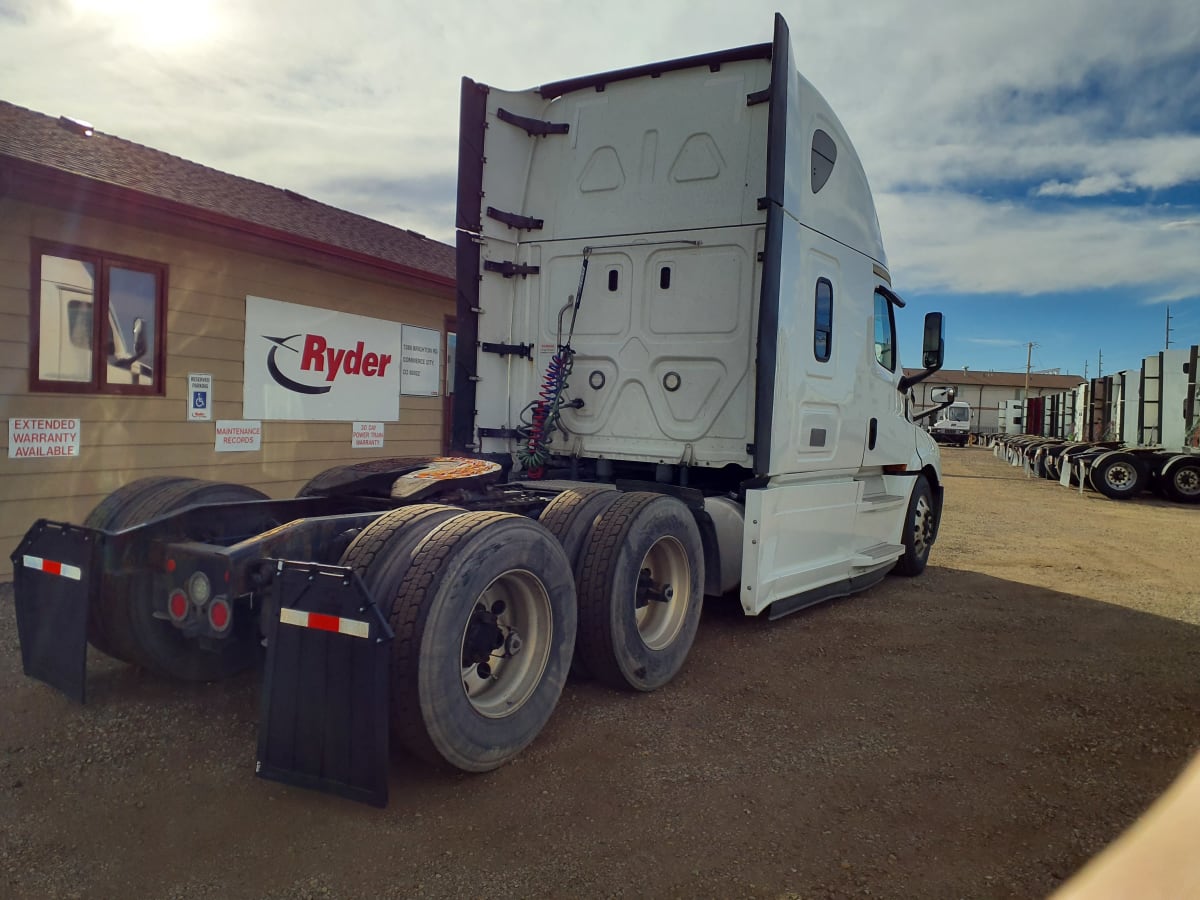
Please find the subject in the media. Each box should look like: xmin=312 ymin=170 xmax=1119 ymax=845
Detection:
xmin=9 ymin=418 xmax=81 ymax=458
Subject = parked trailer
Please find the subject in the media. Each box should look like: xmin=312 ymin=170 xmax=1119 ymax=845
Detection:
xmin=11 ymin=16 xmax=951 ymax=806
xmin=992 ymin=344 xmax=1199 ymax=503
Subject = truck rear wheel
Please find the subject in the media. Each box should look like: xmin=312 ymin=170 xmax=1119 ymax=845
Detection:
xmin=892 ymin=476 xmax=936 ymax=577
xmin=84 ymin=476 xmax=199 ymax=663
xmin=575 ymin=493 xmax=704 ymax=692
xmin=1090 ymin=452 xmax=1148 ymax=500
xmin=538 ymin=487 xmax=621 ymax=679
xmin=119 ymin=480 xmax=274 ymax=681
xmin=383 ymin=512 xmax=576 ymax=772
xmin=1160 ymin=456 xmax=1200 ymax=504
xmin=338 ymin=503 xmax=464 ymax=615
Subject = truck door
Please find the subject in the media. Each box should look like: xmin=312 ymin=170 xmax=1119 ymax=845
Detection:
xmin=861 ymin=289 xmax=915 ymax=467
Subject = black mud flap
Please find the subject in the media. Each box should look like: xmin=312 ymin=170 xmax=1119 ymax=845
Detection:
xmin=10 ymin=520 xmax=100 ymax=704
xmin=256 ymin=562 xmax=394 ymax=808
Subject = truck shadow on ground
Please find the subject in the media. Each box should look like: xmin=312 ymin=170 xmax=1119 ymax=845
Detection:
xmin=2 ymin=571 xmax=1198 ymax=899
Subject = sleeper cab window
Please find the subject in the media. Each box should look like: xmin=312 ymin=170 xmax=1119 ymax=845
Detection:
xmin=811 ymin=129 xmax=837 ymax=193
xmin=31 ymin=242 xmax=166 ymax=395
xmin=814 ymin=278 xmax=832 ymax=362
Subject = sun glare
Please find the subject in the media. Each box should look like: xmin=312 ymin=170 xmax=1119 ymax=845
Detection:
xmin=70 ymin=0 xmax=221 ymax=50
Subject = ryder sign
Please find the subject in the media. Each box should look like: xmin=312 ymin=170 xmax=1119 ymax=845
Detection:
xmin=244 ymin=296 xmax=404 ymax=421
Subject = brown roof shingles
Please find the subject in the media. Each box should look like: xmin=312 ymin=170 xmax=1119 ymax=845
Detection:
xmin=0 ymin=100 xmax=455 ymax=282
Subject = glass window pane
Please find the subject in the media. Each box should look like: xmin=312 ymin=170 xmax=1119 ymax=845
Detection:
xmin=873 ymin=291 xmax=895 ymax=371
xmin=105 ymin=267 xmax=157 ymax=386
xmin=814 ymin=279 xmax=832 ymax=362
xmin=38 ymin=254 xmax=95 ymax=382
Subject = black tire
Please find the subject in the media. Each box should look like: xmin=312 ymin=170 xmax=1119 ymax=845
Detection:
xmin=1090 ymin=452 xmax=1148 ymax=500
xmin=892 ymin=476 xmax=936 ymax=577
xmin=84 ymin=476 xmax=199 ymax=662
xmin=575 ymin=492 xmax=704 ymax=693
xmin=1160 ymin=457 xmax=1200 ymax=504
xmin=538 ymin=488 xmax=622 ymax=679
xmin=119 ymin=480 xmax=274 ymax=681
xmin=383 ymin=512 xmax=576 ymax=771
xmin=338 ymin=504 xmax=464 ymax=615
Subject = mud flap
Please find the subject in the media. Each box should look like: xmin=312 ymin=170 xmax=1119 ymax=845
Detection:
xmin=256 ymin=562 xmax=394 ymax=807
xmin=10 ymin=520 xmax=99 ymax=704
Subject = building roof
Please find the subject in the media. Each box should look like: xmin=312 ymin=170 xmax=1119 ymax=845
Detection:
xmin=904 ymin=368 xmax=1086 ymax=390
xmin=0 ymin=100 xmax=454 ymax=286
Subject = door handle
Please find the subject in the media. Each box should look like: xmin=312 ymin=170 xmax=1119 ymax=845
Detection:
xmin=868 ymin=418 xmax=878 ymax=450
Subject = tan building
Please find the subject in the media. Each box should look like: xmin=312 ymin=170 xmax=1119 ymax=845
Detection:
xmin=906 ymin=368 xmax=1086 ymax=434
xmin=1 ymin=101 xmax=456 ymax=578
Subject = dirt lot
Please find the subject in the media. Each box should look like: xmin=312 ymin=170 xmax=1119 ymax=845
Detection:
xmin=2 ymin=447 xmax=1198 ymax=899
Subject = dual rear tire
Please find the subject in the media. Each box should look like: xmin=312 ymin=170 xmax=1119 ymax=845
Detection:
xmin=84 ymin=477 xmax=274 ymax=681
xmin=338 ymin=490 xmax=706 ymax=771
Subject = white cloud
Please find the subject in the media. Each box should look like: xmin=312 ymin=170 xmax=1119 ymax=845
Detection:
xmin=1 ymin=0 xmax=1198 ymax=276
xmin=877 ymin=190 xmax=1200 ymax=299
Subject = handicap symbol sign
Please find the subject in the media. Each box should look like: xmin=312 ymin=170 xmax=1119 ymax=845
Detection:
xmin=193 ymin=392 xmax=207 ymax=409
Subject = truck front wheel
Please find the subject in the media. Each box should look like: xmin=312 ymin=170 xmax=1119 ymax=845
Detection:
xmin=893 ymin=476 xmax=936 ymax=577
xmin=383 ymin=512 xmax=576 ymax=772
xmin=575 ymin=493 xmax=704 ymax=692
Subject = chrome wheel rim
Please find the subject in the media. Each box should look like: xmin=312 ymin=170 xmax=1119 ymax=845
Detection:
xmin=633 ymin=536 xmax=691 ymax=651
xmin=1104 ymin=461 xmax=1137 ymax=490
xmin=1174 ymin=466 xmax=1200 ymax=497
xmin=911 ymin=494 xmax=935 ymax=559
xmin=459 ymin=570 xmax=552 ymax=718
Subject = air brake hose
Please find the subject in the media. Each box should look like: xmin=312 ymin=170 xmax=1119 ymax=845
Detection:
xmin=517 ymin=252 xmax=589 ymax=477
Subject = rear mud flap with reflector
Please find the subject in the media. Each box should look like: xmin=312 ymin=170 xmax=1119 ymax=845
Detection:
xmin=10 ymin=520 xmax=99 ymax=704
xmin=256 ymin=562 xmax=394 ymax=808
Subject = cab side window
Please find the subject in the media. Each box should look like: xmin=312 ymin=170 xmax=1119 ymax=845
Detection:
xmin=814 ymin=278 xmax=832 ymax=362
xmin=873 ymin=290 xmax=896 ymax=372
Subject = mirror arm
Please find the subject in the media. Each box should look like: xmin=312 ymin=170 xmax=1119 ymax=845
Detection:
xmin=913 ymin=387 xmax=956 ymax=422
xmin=899 ymin=359 xmax=943 ymax=393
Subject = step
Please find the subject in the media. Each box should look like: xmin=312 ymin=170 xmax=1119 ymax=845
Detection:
xmin=851 ymin=542 xmax=904 ymax=567
xmin=860 ymin=492 xmax=905 ymax=510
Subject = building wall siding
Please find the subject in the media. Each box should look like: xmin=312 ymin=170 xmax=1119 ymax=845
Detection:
xmin=0 ymin=196 xmax=452 ymax=577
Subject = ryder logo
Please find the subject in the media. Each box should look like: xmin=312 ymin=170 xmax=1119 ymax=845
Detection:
xmin=263 ymin=334 xmax=393 ymax=395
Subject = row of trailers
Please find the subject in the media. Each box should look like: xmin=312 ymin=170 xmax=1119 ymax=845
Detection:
xmin=991 ymin=345 xmax=1200 ymax=503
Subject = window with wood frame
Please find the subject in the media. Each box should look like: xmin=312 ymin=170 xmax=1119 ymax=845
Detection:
xmin=30 ymin=241 xmax=166 ymax=395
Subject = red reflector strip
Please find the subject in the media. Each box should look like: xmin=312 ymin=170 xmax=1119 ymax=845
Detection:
xmin=278 ymin=607 xmax=370 ymax=639
xmin=22 ymin=555 xmax=82 ymax=581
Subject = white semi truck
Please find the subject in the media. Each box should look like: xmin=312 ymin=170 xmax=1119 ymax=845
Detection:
xmin=12 ymin=15 xmax=949 ymax=806
xmin=926 ymin=401 xmax=972 ymax=446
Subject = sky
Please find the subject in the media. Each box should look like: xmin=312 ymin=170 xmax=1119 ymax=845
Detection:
xmin=2 ymin=0 xmax=1198 ymax=379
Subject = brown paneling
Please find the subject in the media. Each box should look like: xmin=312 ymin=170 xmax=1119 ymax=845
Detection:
xmin=0 ymin=196 xmax=454 ymax=578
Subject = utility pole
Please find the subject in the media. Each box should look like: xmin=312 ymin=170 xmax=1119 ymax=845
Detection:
xmin=1083 ymin=359 xmax=1088 ymax=381
xmin=1024 ymin=341 xmax=1034 ymax=402
xmin=1166 ymin=305 xmax=1173 ymax=349
xmin=1098 ymin=348 xmax=1103 ymax=379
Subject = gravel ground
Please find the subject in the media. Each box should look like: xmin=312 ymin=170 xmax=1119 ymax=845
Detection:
xmin=2 ymin=446 xmax=1198 ymax=899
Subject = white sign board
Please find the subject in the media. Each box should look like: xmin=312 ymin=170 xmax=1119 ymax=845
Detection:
xmin=352 ymin=421 xmax=385 ymax=449
xmin=243 ymin=296 xmax=404 ymax=421
xmin=188 ymin=373 xmax=213 ymax=421
xmin=9 ymin=418 xmax=80 ymax=459
xmin=400 ymin=325 xmax=441 ymax=397
xmin=215 ymin=420 xmax=262 ymax=452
